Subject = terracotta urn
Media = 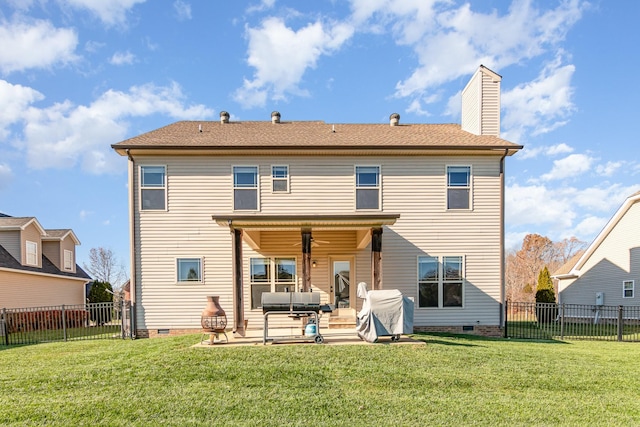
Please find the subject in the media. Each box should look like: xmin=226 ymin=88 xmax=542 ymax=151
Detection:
xmin=201 ymin=296 xmax=227 ymax=332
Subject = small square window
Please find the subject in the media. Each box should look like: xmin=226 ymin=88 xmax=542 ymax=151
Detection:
xmin=177 ymin=258 xmax=202 ymax=282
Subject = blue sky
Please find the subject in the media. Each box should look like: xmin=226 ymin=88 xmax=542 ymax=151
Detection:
xmin=1 ymin=0 xmax=639 ymax=277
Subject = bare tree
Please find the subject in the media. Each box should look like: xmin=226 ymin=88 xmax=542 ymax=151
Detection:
xmin=505 ymin=234 xmax=587 ymax=302
xmin=83 ymin=247 xmax=128 ymax=290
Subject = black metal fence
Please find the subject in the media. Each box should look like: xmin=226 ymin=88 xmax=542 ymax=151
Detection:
xmin=1 ymin=301 xmax=132 ymax=346
xmin=505 ymin=301 xmax=640 ymax=342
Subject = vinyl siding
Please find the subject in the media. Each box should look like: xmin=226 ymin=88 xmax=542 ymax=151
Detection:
xmin=0 ymin=230 xmax=20 ymax=261
xmin=42 ymin=241 xmax=60 ymax=269
xmin=0 ymin=270 xmax=85 ymax=308
xmin=461 ymin=69 xmax=500 ymax=137
xmin=481 ymin=72 xmax=500 ymax=136
xmin=461 ymin=71 xmax=481 ymax=135
xmin=132 ymin=154 xmax=504 ymax=330
xmin=560 ymin=201 xmax=640 ymax=306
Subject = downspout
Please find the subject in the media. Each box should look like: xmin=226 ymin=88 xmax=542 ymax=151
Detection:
xmin=499 ymin=148 xmax=508 ymax=329
xmin=126 ymin=149 xmax=137 ymax=339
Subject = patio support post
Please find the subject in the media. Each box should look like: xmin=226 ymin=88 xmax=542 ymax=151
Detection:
xmin=301 ymin=229 xmax=312 ymax=292
xmin=231 ymin=227 xmax=245 ymax=336
xmin=371 ymin=227 xmax=383 ymax=290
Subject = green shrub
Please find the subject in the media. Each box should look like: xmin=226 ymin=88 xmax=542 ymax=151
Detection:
xmin=87 ymin=281 xmax=113 ymax=325
xmin=535 ymin=267 xmax=557 ymax=323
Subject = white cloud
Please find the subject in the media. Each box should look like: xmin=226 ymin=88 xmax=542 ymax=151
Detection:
xmin=110 ymin=51 xmax=136 ymax=65
xmin=234 ymin=17 xmax=354 ymax=108
xmin=20 ymin=82 xmax=214 ymax=173
xmin=541 ymin=153 xmax=594 ymax=181
xmin=501 ymin=54 xmax=576 ymax=143
xmin=506 ymin=183 xmax=575 ymax=230
xmin=0 ymin=163 xmax=13 ymax=190
xmin=57 ymin=0 xmax=146 ymax=27
xmin=546 ymin=143 xmax=573 ymax=156
xmin=173 ymin=0 xmax=192 ymax=21
xmin=0 ymin=80 xmax=44 ymax=138
xmin=79 ymin=209 xmax=93 ymax=220
xmin=596 ymin=161 xmax=623 ymax=177
xmin=571 ymin=215 xmax=607 ymax=239
xmin=348 ymin=0 xmax=585 ymax=100
xmin=0 ymin=17 xmax=79 ymax=74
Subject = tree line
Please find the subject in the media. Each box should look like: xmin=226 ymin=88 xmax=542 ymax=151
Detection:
xmin=506 ymin=234 xmax=587 ymax=303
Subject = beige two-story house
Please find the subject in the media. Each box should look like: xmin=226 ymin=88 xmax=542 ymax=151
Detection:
xmin=0 ymin=214 xmax=91 ymax=308
xmin=112 ymin=65 xmax=522 ymax=338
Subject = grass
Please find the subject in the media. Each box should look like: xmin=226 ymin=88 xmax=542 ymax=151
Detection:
xmin=1 ymin=333 xmax=640 ymax=426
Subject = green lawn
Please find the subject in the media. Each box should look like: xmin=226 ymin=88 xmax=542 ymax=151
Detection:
xmin=1 ymin=333 xmax=639 ymax=426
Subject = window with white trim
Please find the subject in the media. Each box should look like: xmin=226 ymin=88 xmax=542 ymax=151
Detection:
xmin=356 ymin=165 xmax=380 ymax=210
xmin=447 ymin=166 xmax=471 ymax=210
xmin=233 ymin=166 xmax=259 ymax=210
xmin=64 ymin=249 xmax=73 ymax=271
xmin=26 ymin=240 xmax=38 ymax=266
xmin=177 ymin=258 xmax=202 ymax=283
xmin=250 ymin=257 xmax=297 ymax=309
xmin=418 ymin=255 xmax=464 ymax=308
xmin=272 ymin=165 xmax=289 ymax=193
xmin=140 ymin=165 xmax=166 ymax=210
xmin=623 ymin=280 xmax=634 ymax=298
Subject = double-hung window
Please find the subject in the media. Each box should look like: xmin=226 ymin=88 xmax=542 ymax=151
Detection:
xmin=418 ymin=255 xmax=464 ymax=308
xmin=177 ymin=258 xmax=202 ymax=283
xmin=26 ymin=241 xmax=38 ymax=266
xmin=250 ymin=257 xmax=297 ymax=309
xmin=272 ymin=165 xmax=289 ymax=193
xmin=356 ymin=165 xmax=380 ymax=210
xmin=623 ymin=280 xmax=634 ymax=298
xmin=64 ymin=249 xmax=73 ymax=271
xmin=233 ymin=166 xmax=259 ymax=210
xmin=141 ymin=165 xmax=166 ymax=210
xmin=447 ymin=166 xmax=471 ymax=210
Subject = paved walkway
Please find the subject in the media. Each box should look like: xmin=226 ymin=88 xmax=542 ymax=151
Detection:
xmin=193 ymin=327 xmax=425 ymax=347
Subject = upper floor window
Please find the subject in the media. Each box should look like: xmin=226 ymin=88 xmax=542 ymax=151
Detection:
xmin=64 ymin=249 xmax=73 ymax=271
xmin=356 ymin=165 xmax=380 ymax=210
xmin=26 ymin=240 xmax=38 ymax=266
xmin=447 ymin=166 xmax=471 ymax=210
xmin=177 ymin=258 xmax=202 ymax=283
xmin=418 ymin=255 xmax=464 ymax=308
xmin=141 ymin=165 xmax=166 ymax=210
xmin=272 ymin=165 xmax=289 ymax=193
xmin=623 ymin=280 xmax=634 ymax=298
xmin=233 ymin=166 xmax=258 ymax=210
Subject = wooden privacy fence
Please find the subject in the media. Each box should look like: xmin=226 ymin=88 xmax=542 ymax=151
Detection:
xmin=1 ymin=301 xmax=132 ymax=346
xmin=505 ymin=301 xmax=640 ymax=342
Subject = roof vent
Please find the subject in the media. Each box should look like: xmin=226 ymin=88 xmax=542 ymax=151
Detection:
xmin=220 ymin=111 xmax=230 ymax=124
xmin=271 ymin=111 xmax=281 ymax=124
xmin=390 ymin=113 xmax=400 ymax=126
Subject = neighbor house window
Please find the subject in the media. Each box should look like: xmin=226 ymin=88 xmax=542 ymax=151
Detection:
xmin=623 ymin=280 xmax=634 ymax=298
xmin=140 ymin=165 xmax=166 ymax=210
xmin=26 ymin=240 xmax=38 ymax=266
xmin=63 ymin=249 xmax=73 ymax=271
xmin=356 ymin=165 xmax=380 ymax=210
xmin=233 ymin=166 xmax=258 ymax=210
xmin=250 ymin=257 xmax=297 ymax=309
xmin=272 ymin=165 xmax=289 ymax=193
xmin=177 ymin=258 xmax=202 ymax=282
xmin=447 ymin=166 xmax=471 ymax=210
xmin=418 ymin=255 xmax=464 ymax=308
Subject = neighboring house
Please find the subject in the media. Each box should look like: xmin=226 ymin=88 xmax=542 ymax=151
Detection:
xmin=111 ymin=65 xmax=522 ymax=338
xmin=554 ymin=191 xmax=640 ymax=307
xmin=0 ymin=215 xmax=91 ymax=308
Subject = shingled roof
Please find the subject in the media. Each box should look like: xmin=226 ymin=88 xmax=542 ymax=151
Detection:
xmin=0 ymin=244 xmax=91 ymax=280
xmin=112 ymin=120 xmax=522 ymax=154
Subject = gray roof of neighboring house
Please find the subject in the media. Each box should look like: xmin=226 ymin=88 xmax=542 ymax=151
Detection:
xmin=0 ymin=244 xmax=91 ymax=280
